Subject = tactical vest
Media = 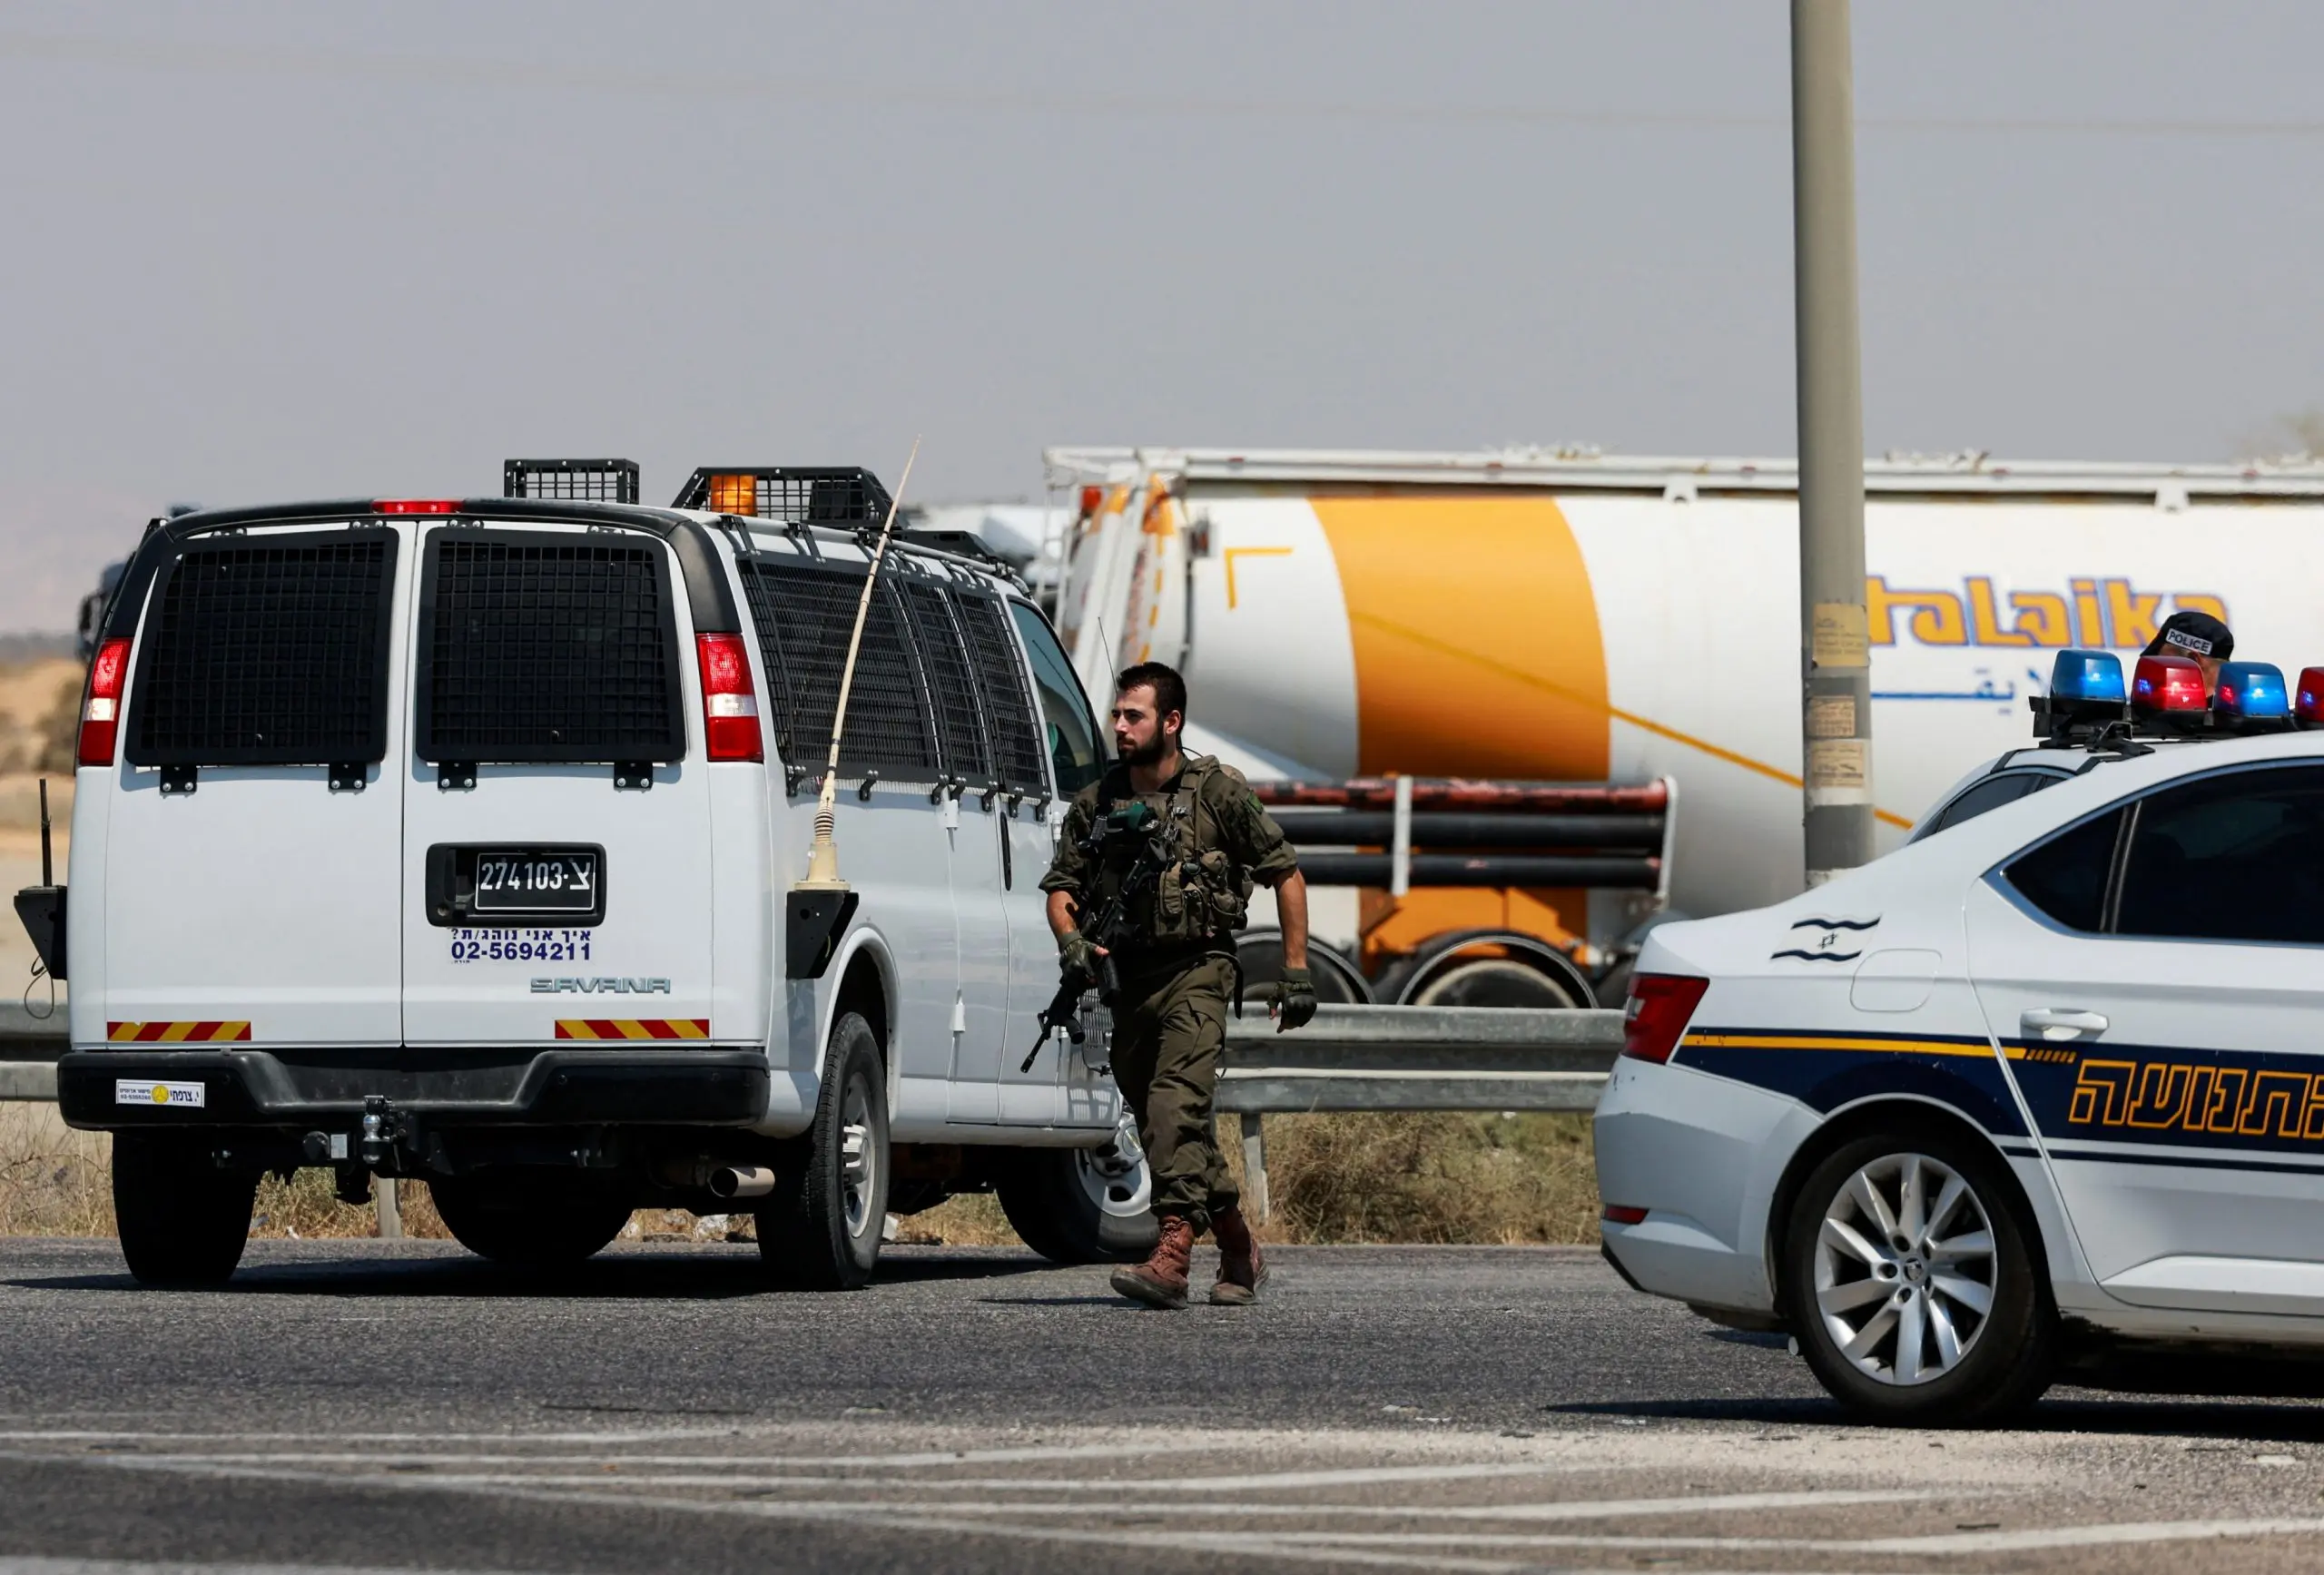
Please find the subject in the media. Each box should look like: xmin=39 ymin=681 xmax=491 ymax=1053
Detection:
xmin=1091 ymin=754 xmax=1256 ymax=947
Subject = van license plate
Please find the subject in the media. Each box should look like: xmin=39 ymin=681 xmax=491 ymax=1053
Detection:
xmin=471 ymin=850 xmax=600 ymax=917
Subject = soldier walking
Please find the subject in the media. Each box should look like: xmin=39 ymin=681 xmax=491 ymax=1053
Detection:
xmin=1040 ymin=662 xmax=1315 ymax=1308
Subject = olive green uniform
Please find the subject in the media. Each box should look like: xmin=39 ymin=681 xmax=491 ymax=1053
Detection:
xmin=1040 ymin=753 xmax=1298 ymax=1234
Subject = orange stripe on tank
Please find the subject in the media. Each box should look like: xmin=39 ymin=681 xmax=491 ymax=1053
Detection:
xmin=1313 ymin=496 xmax=1611 ymax=783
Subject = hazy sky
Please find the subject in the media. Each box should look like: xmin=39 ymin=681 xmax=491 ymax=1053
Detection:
xmin=4 ymin=1 xmax=2322 ymax=631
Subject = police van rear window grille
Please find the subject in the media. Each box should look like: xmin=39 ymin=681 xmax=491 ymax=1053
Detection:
xmin=739 ymin=561 xmax=936 ymax=776
xmin=953 ymin=592 xmax=1048 ymax=792
xmin=419 ymin=535 xmax=684 ymax=763
xmin=899 ymin=580 xmax=990 ymax=780
xmin=128 ymin=534 xmax=399 ymax=767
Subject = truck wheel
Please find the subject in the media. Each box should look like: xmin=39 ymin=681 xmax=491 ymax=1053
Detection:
xmin=996 ymin=1127 xmax=1158 ymax=1265
xmin=113 ymin=1133 xmax=258 ymax=1288
xmin=427 ymin=1176 xmax=633 ymax=1268
xmin=759 ymin=1010 xmax=889 ymax=1290
xmin=1779 ymin=1126 xmax=2054 ymax=1425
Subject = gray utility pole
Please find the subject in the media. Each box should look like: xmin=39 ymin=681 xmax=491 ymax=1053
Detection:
xmin=1790 ymin=0 xmax=1874 ymax=886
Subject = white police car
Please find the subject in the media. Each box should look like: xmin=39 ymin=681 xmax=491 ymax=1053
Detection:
xmin=1596 ymin=646 xmax=2324 ymax=1422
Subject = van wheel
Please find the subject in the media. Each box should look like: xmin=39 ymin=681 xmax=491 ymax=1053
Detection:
xmin=113 ymin=1133 xmax=258 ymax=1288
xmin=427 ymin=1176 xmax=633 ymax=1268
xmin=996 ymin=1132 xmax=1159 ymax=1265
xmin=760 ymin=1011 xmax=889 ymax=1290
xmin=1779 ymin=1126 xmax=2054 ymax=1425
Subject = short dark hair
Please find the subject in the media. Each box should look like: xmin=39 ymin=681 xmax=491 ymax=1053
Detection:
xmin=1116 ymin=661 xmax=1187 ymax=723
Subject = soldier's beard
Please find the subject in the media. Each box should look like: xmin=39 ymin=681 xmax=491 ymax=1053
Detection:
xmin=1118 ymin=732 xmax=1172 ymax=767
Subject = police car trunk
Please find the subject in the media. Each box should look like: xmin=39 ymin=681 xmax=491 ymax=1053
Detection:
xmin=54 ymin=491 xmax=766 ymax=1145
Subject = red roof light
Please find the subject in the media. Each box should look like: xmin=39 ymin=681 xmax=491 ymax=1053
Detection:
xmin=2131 ymin=654 xmax=2208 ymax=713
xmin=375 ymin=498 xmax=463 ymax=515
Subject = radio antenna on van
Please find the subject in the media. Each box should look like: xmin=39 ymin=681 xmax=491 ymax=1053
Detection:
xmin=800 ymin=437 xmax=920 ymax=892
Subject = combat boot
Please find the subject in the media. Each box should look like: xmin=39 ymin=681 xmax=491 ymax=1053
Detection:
xmin=1111 ymin=1214 xmax=1195 ymax=1309
xmin=1209 ymin=1203 xmax=1269 ymax=1305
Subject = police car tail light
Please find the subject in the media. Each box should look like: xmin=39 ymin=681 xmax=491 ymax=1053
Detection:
xmin=77 ymin=636 xmax=131 ymax=767
xmin=2048 ymin=648 xmax=2125 ymax=704
xmin=2131 ymin=654 xmax=2207 ymax=713
xmin=2214 ymin=660 xmax=2290 ymax=722
xmin=374 ymin=498 xmax=463 ymax=515
xmin=1621 ymin=973 xmax=1709 ymax=1065
xmin=695 ymin=633 xmax=763 ymax=762
xmin=2295 ymin=666 xmax=2324 ymax=728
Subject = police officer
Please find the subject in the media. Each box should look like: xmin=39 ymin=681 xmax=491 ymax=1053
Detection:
xmin=2143 ymin=609 xmax=2234 ymax=692
xmin=1040 ymin=661 xmax=1315 ymax=1309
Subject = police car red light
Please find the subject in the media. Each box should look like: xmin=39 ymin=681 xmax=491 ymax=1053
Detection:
xmin=374 ymin=499 xmax=464 ymax=515
xmin=1621 ymin=973 xmax=1709 ymax=1064
xmin=2296 ymin=666 xmax=2324 ymax=728
xmin=2131 ymin=654 xmax=2207 ymax=713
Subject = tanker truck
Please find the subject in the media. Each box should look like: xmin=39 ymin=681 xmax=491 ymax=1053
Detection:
xmin=1043 ymin=446 xmax=2324 ymax=1003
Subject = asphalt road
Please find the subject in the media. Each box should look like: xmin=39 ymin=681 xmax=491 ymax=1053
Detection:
xmin=3 ymin=1237 xmax=2324 ymax=1575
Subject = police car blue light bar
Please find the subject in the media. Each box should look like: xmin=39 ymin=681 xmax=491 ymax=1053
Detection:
xmin=2214 ymin=660 xmax=2290 ymax=722
xmin=2047 ymin=648 xmax=2125 ymax=703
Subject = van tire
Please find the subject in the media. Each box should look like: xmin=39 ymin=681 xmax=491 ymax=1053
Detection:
xmin=427 ymin=1176 xmax=634 ymax=1269
xmin=996 ymin=1147 xmax=1158 ymax=1265
xmin=113 ymin=1133 xmax=257 ymax=1288
xmin=759 ymin=1011 xmax=889 ymax=1290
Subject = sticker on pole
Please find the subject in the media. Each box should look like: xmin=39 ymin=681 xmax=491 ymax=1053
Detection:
xmin=115 ymin=1079 xmax=206 ymax=1109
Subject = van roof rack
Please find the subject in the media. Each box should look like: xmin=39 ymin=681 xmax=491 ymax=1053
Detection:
xmin=673 ymin=467 xmax=893 ymax=527
xmin=503 ymin=458 xmax=641 ymax=505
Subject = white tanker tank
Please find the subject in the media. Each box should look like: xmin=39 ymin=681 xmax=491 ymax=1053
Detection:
xmin=1044 ymin=447 xmax=2324 ymax=995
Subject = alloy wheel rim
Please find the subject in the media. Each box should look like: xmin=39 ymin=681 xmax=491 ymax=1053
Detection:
xmin=840 ymin=1080 xmax=875 ymax=1238
xmin=1814 ymin=1151 xmax=1997 ymax=1386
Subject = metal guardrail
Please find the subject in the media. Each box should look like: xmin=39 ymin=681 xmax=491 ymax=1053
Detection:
xmin=0 ymin=995 xmax=1621 ymax=1222
xmin=1220 ymin=1003 xmax=1623 ymax=1220
xmin=0 ymin=995 xmax=67 ymax=1100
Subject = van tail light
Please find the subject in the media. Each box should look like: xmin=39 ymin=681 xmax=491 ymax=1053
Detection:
xmin=695 ymin=633 xmax=763 ymax=762
xmin=374 ymin=498 xmax=464 ymax=515
xmin=78 ymin=637 xmax=132 ymax=766
xmin=1621 ymin=973 xmax=1709 ymax=1065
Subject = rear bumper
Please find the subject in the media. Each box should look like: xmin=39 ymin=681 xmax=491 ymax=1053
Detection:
xmin=57 ymin=1046 xmax=768 ymax=1128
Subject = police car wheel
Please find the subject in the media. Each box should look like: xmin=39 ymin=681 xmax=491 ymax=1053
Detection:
xmin=426 ymin=1176 xmax=633 ymax=1268
xmin=113 ymin=1132 xmax=259 ymax=1288
xmin=759 ymin=1011 xmax=889 ymax=1291
xmin=1779 ymin=1125 xmax=2054 ymax=1425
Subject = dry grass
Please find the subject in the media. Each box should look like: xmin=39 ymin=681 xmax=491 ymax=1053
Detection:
xmin=905 ymin=1112 xmax=1600 ymax=1247
xmin=0 ymin=1105 xmax=1602 ymax=1248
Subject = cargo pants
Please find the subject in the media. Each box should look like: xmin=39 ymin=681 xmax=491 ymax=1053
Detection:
xmin=1108 ymin=953 xmax=1239 ymax=1236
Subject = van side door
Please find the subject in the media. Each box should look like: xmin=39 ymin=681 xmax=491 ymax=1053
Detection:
xmin=1002 ymin=601 xmax=1119 ymax=1128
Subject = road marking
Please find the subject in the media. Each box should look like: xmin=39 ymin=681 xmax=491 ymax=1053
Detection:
xmin=0 ymin=1439 xmax=1224 ymax=1468
xmin=1851 ymin=1514 xmax=2324 ymax=1553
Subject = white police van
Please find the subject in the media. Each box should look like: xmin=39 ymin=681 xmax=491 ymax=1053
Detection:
xmin=31 ymin=459 xmax=1154 ymax=1288
xmin=1596 ymin=645 xmax=2324 ymax=1422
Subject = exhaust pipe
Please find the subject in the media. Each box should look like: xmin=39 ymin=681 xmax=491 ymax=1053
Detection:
xmin=708 ymin=1166 xmax=775 ymax=1200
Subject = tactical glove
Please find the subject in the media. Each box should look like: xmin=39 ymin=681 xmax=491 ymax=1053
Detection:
xmin=1058 ymin=931 xmax=1099 ymax=993
xmin=1273 ymin=966 xmax=1318 ymax=1033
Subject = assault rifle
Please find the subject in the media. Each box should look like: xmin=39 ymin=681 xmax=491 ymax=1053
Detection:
xmin=1022 ymin=801 xmax=1169 ymax=1071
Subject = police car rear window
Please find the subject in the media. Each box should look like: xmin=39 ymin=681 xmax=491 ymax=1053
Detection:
xmin=127 ymin=531 xmax=399 ymax=767
xmin=417 ymin=533 xmax=684 ymax=763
